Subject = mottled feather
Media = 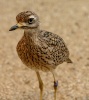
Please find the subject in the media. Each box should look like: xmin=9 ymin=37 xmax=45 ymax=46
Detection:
xmin=17 ymin=30 xmax=72 ymax=71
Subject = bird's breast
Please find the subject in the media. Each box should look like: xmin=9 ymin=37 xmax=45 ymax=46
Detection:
xmin=16 ymin=34 xmax=54 ymax=71
xmin=16 ymin=35 xmax=34 ymax=66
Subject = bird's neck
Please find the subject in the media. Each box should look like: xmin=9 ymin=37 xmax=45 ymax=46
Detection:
xmin=24 ymin=27 xmax=40 ymax=44
xmin=24 ymin=27 xmax=40 ymax=36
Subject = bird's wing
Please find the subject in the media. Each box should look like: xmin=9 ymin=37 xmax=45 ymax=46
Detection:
xmin=37 ymin=30 xmax=70 ymax=66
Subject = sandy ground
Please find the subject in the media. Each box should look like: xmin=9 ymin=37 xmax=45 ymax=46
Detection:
xmin=0 ymin=0 xmax=89 ymax=100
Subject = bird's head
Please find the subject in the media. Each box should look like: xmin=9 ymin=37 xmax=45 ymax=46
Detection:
xmin=9 ymin=11 xmax=39 ymax=31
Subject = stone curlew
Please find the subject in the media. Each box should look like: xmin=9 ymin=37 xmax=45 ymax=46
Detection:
xmin=9 ymin=11 xmax=72 ymax=100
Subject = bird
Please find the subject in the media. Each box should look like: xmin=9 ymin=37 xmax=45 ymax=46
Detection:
xmin=9 ymin=11 xmax=72 ymax=100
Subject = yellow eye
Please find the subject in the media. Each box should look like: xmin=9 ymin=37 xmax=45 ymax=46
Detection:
xmin=28 ymin=18 xmax=34 ymax=24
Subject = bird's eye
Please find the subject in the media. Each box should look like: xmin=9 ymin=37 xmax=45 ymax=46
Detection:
xmin=28 ymin=18 xmax=34 ymax=24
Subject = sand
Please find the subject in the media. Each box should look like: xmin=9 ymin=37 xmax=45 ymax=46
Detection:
xmin=0 ymin=0 xmax=89 ymax=100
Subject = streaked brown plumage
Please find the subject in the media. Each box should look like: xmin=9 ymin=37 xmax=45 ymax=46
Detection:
xmin=9 ymin=11 xmax=72 ymax=100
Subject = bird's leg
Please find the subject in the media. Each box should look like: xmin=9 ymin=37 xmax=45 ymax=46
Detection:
xmin=54 ymin=80 xmax=58 ymax=100
xmin=36 ymin=71 xmax=43 ymax=100
xmin=52 ymin=71 xmax=58 ymax=100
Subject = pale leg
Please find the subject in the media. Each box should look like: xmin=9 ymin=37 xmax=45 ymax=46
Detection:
xmin=36 ymin=71 xmax=43 ymax=100
xmin=52 ymin=71 xmax=58 ymax=100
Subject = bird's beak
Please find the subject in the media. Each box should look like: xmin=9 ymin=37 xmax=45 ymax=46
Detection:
xmin=9 ymin=23 xmax=23 ymax=31
xmin=9 ymin=25 xmax=18 ymax=31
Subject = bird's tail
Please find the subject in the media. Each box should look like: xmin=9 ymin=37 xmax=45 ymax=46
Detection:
xmin=66 ymin=58 xmax=73 ymax=63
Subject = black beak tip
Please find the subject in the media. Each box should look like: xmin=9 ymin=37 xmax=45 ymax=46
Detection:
xmin=9 ymin=28 xmax=13 ymax=31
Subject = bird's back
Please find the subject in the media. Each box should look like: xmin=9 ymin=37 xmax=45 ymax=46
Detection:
xmin=38 ymin=30 xmax=72 ymax=65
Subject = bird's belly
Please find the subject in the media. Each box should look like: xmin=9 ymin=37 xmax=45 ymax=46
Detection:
xmin=16 ymin=43 xmax=53 ymax=72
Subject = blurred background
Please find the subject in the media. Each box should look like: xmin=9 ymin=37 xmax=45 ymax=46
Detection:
xmin=0 ymin=0 xmax=89 ymax=100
